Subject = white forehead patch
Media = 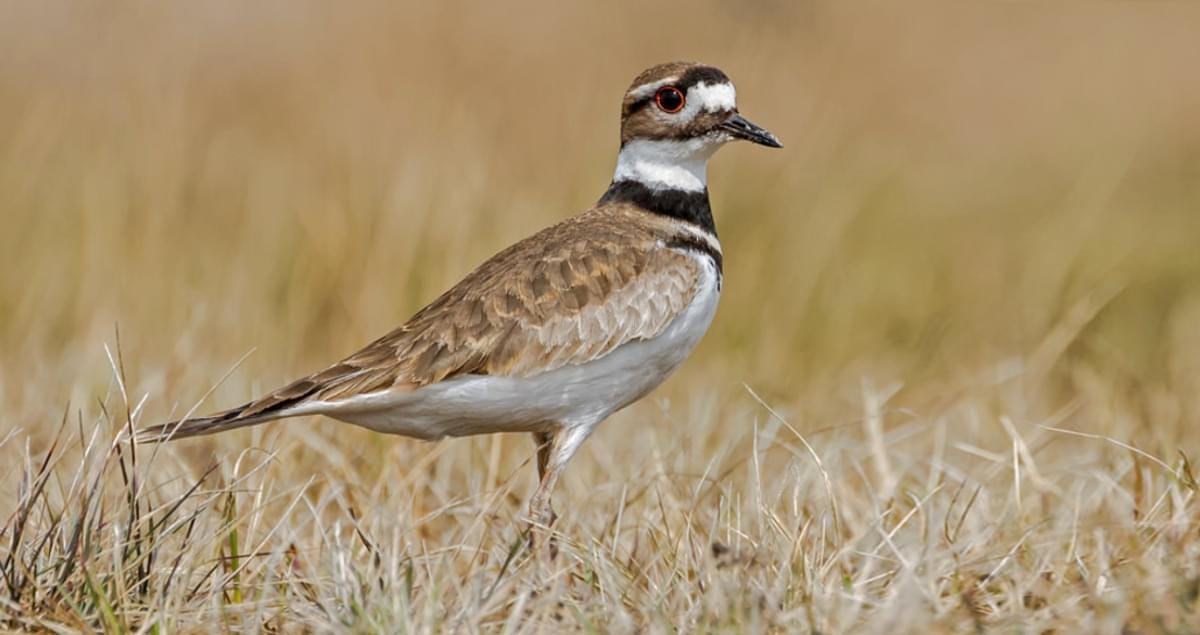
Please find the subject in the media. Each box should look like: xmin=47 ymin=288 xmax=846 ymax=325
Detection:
xmin=689 ymin=82 xmax=737 ymax=112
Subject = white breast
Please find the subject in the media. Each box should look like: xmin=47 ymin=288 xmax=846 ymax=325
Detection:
xmin=314 ymin=253 xmax=722 ymax=440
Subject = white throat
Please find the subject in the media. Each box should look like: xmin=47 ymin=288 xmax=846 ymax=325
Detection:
xmin=612 ymin=138 xmax=719 ymax=192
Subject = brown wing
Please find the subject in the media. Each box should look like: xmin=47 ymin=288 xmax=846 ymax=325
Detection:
xmin=236 ymin=210 xmax=701 ymax=416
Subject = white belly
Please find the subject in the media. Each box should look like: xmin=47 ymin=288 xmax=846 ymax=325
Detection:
xmin=312 ymin=255 xmax=721 ymax=439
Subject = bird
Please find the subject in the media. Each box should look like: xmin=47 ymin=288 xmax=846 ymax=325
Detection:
xmin=138 ymin=61 xmax=781 ymax=530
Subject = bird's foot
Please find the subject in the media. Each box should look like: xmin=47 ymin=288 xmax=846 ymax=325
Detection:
xmin=522 ymin=509 xmax=559 ymax=559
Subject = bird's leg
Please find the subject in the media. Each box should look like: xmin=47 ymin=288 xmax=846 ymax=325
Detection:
xmin=534 ymin=432 xmax=552 ymax=480
xmin=525 ymin=425 xmax=592 ymax=553
xmin=530 ymin=430 xmax=559 ymax=528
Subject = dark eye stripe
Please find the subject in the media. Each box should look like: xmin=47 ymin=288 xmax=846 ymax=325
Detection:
xmin=626 ymin=95 xmax=655 ymax=115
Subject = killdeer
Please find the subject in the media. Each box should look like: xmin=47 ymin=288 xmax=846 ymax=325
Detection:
xmin=139 ymin=62 xmax=781 ymax=528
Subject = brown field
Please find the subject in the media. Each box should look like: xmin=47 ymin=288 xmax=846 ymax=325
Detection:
xmin=2 ymin=1 xmax=1199 ymax=632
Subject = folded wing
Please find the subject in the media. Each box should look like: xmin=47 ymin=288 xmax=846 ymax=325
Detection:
xmin=139 ymin=212 xmax=701 ymax=440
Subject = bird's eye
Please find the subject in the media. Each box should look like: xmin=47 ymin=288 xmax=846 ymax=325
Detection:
xmin=654 ymin=87 xmax=685 ymax=113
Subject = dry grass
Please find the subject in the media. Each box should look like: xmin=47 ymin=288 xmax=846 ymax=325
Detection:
xmin=3 ymin=1 xmax=1200 ymax=632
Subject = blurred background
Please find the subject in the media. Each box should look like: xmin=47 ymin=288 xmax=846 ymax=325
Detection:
xmin=2 ymin=1 xmax=1199 ymax=449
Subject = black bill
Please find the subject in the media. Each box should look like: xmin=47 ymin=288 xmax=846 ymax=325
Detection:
xmin=720 ymin=113 xmax=783 ymax=148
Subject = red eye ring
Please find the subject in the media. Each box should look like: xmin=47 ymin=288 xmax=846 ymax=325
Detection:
xmin=654 ymin=86 xmax=686 ymax=113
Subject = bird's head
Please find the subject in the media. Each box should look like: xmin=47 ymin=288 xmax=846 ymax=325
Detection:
xmin=613 ymin=62 xmax=781 ymax=192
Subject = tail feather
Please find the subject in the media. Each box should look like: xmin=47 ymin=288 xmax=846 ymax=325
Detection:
xmin=136 ymin=403 xmax=280 ymax=443
xmin=138 ymin=368 xmax=334 ymax=443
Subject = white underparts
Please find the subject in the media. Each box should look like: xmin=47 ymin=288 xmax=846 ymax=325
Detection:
xmin=300 ymin=253 xmax=723 ymax=442
xmin=612 ymin=138 xmax=719 ymax=192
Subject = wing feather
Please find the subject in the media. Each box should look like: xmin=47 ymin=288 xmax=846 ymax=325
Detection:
xmin=243 ymin=211 xmax=703 ymax=411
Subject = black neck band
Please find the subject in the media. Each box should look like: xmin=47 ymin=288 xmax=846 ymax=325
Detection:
xmin=599 ymin=180 xmax=717 ymax=237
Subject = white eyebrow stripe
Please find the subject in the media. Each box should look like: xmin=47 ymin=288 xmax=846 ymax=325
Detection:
xmin=690 ymin=82 xmax=737 ymax=112
xmin=628 ymin=77 xmax=680 ymax=100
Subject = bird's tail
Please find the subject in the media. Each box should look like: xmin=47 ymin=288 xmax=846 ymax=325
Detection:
xmin=135 ymin=403 xmax=281 ymax=443
xmin=136 ymin=366 xmax=337 ymax=443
